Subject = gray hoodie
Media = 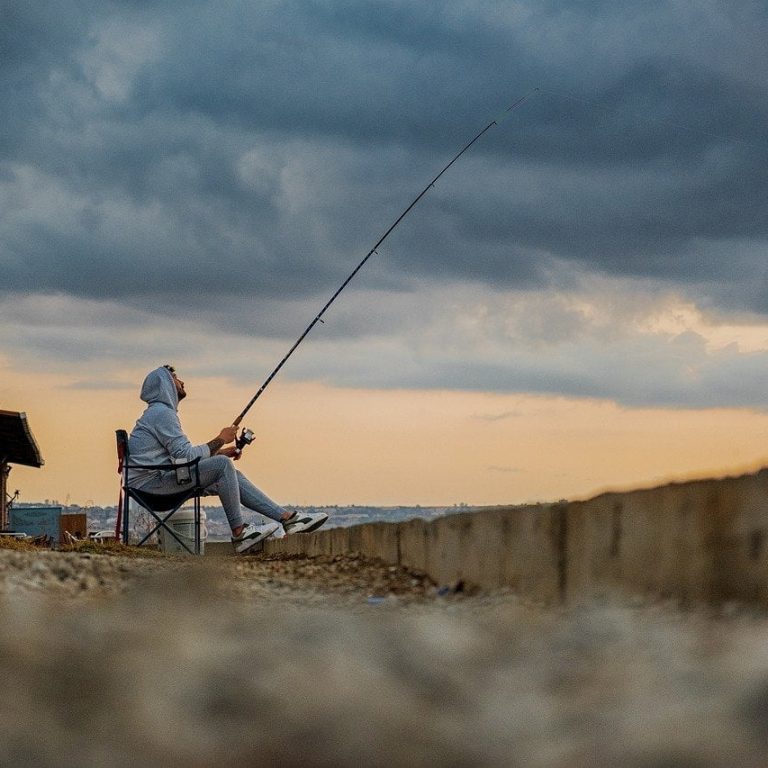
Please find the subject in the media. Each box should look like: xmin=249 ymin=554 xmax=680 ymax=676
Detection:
xmin=127 ymin=366 xmax=210 ymax=487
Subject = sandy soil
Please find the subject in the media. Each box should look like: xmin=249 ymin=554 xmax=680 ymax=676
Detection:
xmin=3 ymin=544 xmax=768 ymax=768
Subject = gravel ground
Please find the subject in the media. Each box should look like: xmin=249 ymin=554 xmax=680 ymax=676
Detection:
xmin=3 ymin=545 xmax=768 ymax=767
xmin=0 ymin=545 xmax=449 ymax=606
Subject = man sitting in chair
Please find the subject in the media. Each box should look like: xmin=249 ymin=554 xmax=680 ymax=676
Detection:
xmin=127 ymin=365 xmax=327 ymax=553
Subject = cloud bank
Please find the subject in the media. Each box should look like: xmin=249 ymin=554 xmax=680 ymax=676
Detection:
xmin=2 ymin=0 xmax=768 ymax=408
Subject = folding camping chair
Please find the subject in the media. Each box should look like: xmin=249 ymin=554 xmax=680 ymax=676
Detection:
xmin=115 ymin=429 xmax=204 ymax=555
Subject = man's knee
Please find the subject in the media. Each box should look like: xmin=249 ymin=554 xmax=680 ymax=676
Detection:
xmin=201 ymin=454 xmax=235 ymax=480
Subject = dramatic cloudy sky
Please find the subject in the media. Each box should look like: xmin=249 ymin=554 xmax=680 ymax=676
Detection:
xmin=3 ymin=1 xmax=768 ymax=506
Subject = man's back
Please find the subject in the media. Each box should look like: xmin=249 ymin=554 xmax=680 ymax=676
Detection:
xmin=127 ymin=367 xmax=206 ymax=486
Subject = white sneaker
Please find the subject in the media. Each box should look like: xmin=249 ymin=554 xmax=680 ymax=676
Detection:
xmin=282 ymin=511 xmax=329 ymax=535
xmin=231 ymin=522 xmax=280 ymax=553
xmin=268 ymin=524 xmax=287 ymax=539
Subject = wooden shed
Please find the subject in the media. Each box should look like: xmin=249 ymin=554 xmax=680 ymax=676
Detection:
xmin=0 ymin=410 xmax=44 ymax=530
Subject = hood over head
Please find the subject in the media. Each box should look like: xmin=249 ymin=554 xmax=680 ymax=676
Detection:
xmin=140 ymin=366 xmax=179 ymax=410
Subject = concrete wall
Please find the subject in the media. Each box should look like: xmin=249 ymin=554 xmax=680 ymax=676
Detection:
xmin=263 ymin=468 xmax=768 ymax=606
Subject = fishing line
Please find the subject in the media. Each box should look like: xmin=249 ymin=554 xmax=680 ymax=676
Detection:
xmin=232 ymin=90 xmax=537 ymax=441
xmin=537 ymin=86 xmax=764 ymax=151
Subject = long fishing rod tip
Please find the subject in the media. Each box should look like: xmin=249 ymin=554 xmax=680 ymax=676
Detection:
xmin=496 ymin=91 xmax=537 ymax=124
xmin=232 ymin=89 xmax=537 ymax=425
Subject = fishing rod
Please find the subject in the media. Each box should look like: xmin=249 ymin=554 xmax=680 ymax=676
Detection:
xmin=233 ymin=91 xmax=537 ymax=451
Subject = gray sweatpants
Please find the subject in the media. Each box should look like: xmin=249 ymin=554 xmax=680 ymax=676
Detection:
xmin=134 ymin=455 xmax=285 ymax=531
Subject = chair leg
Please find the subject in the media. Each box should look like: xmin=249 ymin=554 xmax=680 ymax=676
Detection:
xmin=122 ymin=494 xmax=130 ymax=545
xmin=139 ymin=508 xmax=197 ymax=555
xmin=120 ymin=488 xmax=204 ymax=555
xmin=195 ymin=496 xmax=201 ymax=555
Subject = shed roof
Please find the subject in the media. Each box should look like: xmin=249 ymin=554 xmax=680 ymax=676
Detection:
xmin=0 ymin=410 xmax=44 ymax=468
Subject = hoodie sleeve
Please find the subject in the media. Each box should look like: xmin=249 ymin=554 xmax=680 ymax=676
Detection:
xmin=127 ymin=402 xmax=211 ymax=483
xmin=151 ymin=406 xmax=211 ymax=461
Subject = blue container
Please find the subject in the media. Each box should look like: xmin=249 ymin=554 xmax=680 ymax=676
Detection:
xmin=10 ymin=506 xmax=62 ymax=543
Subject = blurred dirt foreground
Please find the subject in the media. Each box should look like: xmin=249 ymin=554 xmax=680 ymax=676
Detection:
xmin=3 ymin=546 xmax=768 ymax=768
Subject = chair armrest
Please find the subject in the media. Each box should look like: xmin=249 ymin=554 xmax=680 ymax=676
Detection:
xmin=124 ymin=457 xmax=202 ymax=471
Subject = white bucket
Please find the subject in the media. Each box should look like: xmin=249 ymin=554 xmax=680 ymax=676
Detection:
xmin=157 ymin=508 xmax=207 ymax=555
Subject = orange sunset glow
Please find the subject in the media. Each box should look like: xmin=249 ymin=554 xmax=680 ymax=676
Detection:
xmin=4 ymin=357 xmax=768 ymax=508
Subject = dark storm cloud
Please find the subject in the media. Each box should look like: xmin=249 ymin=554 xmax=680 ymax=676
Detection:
xmin=3 ymin=0 xmax=767 ymax=309
xmin=3 ymin=0 xmax=768 ymax=406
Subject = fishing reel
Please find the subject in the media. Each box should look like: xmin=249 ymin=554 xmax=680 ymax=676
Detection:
xmin=235 ymin=427 xmax=255 ymax=452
